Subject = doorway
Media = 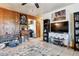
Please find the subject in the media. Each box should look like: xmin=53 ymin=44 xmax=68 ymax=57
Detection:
xmin=28 ymin=19 xmax=36 ymax=38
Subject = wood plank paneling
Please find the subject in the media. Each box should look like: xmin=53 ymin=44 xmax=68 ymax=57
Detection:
xmin=36 ymin=21 xmax=40 ymax=37
xmin=0 ymin=9 xmax=4 ymax=36
xmin=0 ymin=8 xmax=20 ymax=36
xmin=0 ymin=7 xmax=40 ymax=37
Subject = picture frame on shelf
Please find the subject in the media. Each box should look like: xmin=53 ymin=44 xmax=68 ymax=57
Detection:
xmin=52 ymin=9 xmax=66 ymax=21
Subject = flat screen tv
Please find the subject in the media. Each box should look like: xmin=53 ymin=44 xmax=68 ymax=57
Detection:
xmin=51 ymin=21 xmax=68 ymax=33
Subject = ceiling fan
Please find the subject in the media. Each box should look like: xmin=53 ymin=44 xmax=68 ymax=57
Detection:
xmin=21 ymin=3 xmax=39 ymax=8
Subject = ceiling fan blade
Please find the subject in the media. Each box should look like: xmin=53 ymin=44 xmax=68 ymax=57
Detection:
xmin=22 ymin=3 xmax=27 ymax=5
xmin=35 ymin=3 xmax=39 ymax=8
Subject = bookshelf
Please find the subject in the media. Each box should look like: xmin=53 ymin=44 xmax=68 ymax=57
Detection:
xmin=74 ymin=12 xmax=79 ymax=50
xmin=43 ymin=19 xmax=50 ymax=42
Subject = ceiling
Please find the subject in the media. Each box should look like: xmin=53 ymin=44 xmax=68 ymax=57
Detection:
xmin=0 ymin=3 xmax=72 ymax=16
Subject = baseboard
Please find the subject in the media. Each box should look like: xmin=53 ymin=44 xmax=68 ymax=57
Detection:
xmin=64 ymin=45 xmax=74 ymax=49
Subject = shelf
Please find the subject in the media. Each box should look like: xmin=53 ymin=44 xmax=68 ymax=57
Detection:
xmin=76 ymin=34 xmax=79 ymax=36
xmin=76 ymin=41 xmax=79 ymax=43
xmin=53 ymin=9 xmax=66 ymax=21
xmin=75 ymin=27 xmax=79 ymax=29
xmin=54 ymin=15 xmax=66 ymax=19
xmin=51 ymin=20 xmax=68 ymax=23
xmin=75 ymin=20 xmax=79 ymax=22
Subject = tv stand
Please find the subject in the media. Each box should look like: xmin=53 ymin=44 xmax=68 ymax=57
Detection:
xmin=49 ymin=32 xmax=68 ymax=46
xmin=52 ymin=37 xmax=64 ymax=46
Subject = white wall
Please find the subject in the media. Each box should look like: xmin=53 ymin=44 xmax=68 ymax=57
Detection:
xmin=41 ymin=4 xmax=79 ymax=47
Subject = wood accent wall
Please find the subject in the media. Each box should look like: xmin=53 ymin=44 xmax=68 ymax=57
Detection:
xmin=36 ymin=17 xmax=41 ymax=37
xmin=36 ymin=20 xmax=40 ymax=37
xmin=0 ymin=8 xmax=20 ymax=36
xmin=0 ymin=7 xmax=41 ymax=37
xmin=27 ymin=15 xmax=36 ymax=19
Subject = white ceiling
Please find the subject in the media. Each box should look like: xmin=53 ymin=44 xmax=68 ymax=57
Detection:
xmin=0 ymin=3 xmax=72 ymax=16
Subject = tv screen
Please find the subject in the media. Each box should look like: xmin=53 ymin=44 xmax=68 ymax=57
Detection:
xmin=51 ymin=21 xmax=68 ymax=33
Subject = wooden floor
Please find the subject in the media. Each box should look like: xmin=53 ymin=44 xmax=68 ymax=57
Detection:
xmin=0 ymin=38 xmax=79 ymax=56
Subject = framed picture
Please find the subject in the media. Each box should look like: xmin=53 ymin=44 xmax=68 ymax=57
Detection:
xmin=20 ymin=14 xmax=27 ymax=25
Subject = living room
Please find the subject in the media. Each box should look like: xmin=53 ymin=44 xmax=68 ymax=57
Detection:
xmin=0 ymin=3 xmax=79 ymax=56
